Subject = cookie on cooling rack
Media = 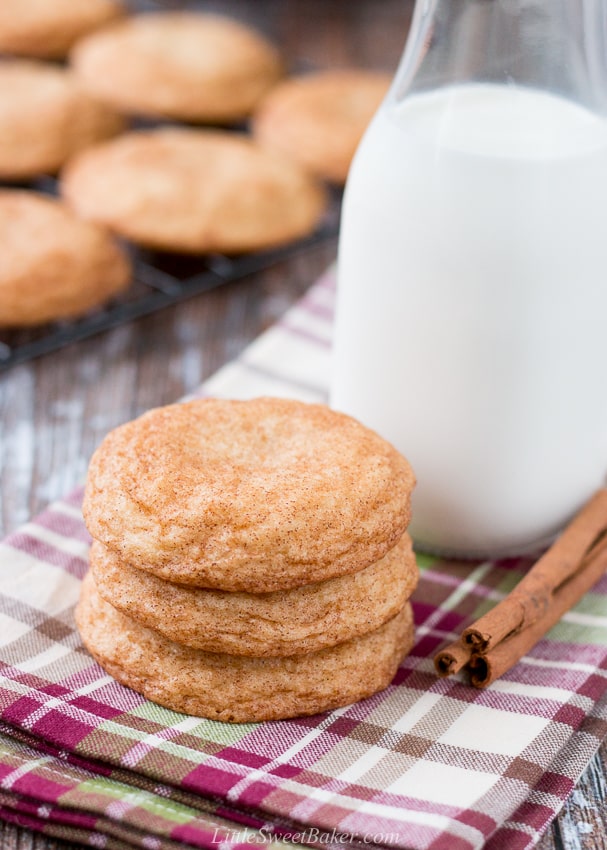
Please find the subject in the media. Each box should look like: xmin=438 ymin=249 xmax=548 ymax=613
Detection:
xmin=76 ymin=572 xmax=415 ymax=723
xmin=0 ymin=190 xmax=131 ymax=326
xmin=82 ymin=397 xmax=415 ymax=591
xmin=89 ymin=532 xmax=418 ymax=657
xmin=253 ymin=69 xmax=391 ymax=184
xmin=61 ymin=128 xmax=327 ymax=254
xmin=70 ymin=12 xmax=283 ymax=122
xmin=0 ymin=60 xmax=123 ymax=180
xmin=0 ymin=0 xmax=124 ymax=60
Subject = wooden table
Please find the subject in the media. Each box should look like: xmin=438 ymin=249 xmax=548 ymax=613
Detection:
xmin=0 ymin=1 xmax=605 ymax=848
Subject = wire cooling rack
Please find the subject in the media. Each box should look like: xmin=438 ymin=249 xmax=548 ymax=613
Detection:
xmin=0 ymin=192 xmax=341 ymax=372
xmin=0 ymin=0 xmax=342 ymax=371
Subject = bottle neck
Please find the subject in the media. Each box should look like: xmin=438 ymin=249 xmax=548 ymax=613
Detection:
xmin=391 ymin=0 xmax=607 ymax=114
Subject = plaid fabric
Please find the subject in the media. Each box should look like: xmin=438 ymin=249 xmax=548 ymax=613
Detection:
xmin=1 ymin=267 xmax=607 ymax=850
xmin=0 ymin=731 xmax=304 ymax=850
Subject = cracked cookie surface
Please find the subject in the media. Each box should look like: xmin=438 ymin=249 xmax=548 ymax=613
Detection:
xmin=90 ymin=533 xmax=418 ymax=656
xmin=76 ymin=572 xmax=415 ymax=723
xmin=83 ymin=397 xmax=415 ymax=591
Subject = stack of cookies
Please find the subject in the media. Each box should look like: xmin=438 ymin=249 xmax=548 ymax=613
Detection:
xmin=76 ymin=397 xmax=418 ymax=723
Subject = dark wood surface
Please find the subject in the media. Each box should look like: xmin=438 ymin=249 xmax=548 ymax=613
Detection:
xmin=0 ymin=1 xmax=605 ymax=848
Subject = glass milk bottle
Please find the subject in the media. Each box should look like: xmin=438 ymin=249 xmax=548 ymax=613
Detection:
xmin=331 ymin=0 xmax=607 ymax=558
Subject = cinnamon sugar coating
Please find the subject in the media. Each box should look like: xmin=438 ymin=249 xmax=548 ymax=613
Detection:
xmin=83 ymin=397 xmax=415 ymax=592
xmin=0 ymin=60 xmax=124 ymax=180
xmin=0 ymin=0 xmax=124 ymax=60
xmin=76 ymin=572 xmax=415 ymax=723
xmin=61 ymin=128 xmax=327 ymax=254
xmin=0 ymin=191 xmax=131 ymax=326
xmin=253 ymin=70 xmax=391 ymax=184
xmin=90 ymin=533 xmax=418 ymax=656
xmin=70 ymin=13 xmax=283 ymax=122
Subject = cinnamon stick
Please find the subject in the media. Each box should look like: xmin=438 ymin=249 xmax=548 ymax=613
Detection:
xmin=434 ymin=639 xmax=471 ymax=677
xmin=433 ymin=488 xmax=607 ymax=688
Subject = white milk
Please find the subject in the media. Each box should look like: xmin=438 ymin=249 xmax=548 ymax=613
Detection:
xmin=331 ymin=83 xmax=607 ymax=557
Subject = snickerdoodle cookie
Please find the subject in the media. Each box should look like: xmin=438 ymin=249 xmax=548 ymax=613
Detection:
xmin=253 ymin=70 xmax=391 ymax=184
xmin=89 ymin=533 xmax=418 ymax=656
xmin=0 ymin=60 xmax=123 ymax=180
xmin=0 ymin=0 xmax=124 ymax=60
xmin=0 ymin=191 xmax=131 ymax=326
xmin=61 ymin=128 xmax=327 ymax=254
xmin=83 ymin=397 xmax=415 ymax=592
xmin=76 ymin=572 xmax=415 ymax=722
xmin=70 ymin=13 xmax=283 ymax=122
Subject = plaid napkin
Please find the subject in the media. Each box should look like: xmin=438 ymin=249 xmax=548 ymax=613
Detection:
xmin=2 ymin=267 xmax=607 ymax=850
xmin=0 ymin=726 xmax=305 ymax=850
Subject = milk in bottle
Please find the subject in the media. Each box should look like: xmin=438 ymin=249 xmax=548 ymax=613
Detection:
xmin=331 ymin=0 xmax=607 ymax=557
